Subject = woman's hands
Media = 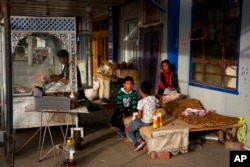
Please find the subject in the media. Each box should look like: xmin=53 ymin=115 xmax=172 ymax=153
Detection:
xmin=48 ymin=74 xmax=68 ymax=84
xmin=49 ymin=75 xmax=61 ymax=82
xmin=60 ymin=78 xmax=69 ymax=84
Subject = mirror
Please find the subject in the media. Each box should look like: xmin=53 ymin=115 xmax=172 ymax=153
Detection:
xmin=13 ymin=33 xmax=64 ymax=95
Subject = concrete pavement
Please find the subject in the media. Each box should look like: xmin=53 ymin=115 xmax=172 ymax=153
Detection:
xmin=0 ymin=102 xmax=233 ymax=167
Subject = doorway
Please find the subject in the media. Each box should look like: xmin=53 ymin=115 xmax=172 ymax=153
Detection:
xmin=92 ymin=17 xmax=109 ymax=76
xmin=138 ymin=25 xmax=163 ymax=95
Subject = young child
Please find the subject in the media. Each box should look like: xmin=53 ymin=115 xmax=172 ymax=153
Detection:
xmin=125 ymin=81 xmax=158 ymax=151
xmin=158 ymin=59 xmax=177 ymax=96
xmin=110 ymin=76 xmax=137 ymax=139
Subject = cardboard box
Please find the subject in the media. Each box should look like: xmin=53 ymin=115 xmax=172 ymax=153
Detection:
xmin=34 ymin=96 xmax=70 ymax=111
xmin=34 ymin=87 xmax=43 ymax=97
xmin=33 ymin=86 xmax=71 ymax=111
xmin=116 ymin=69 xmax=138 ymax=82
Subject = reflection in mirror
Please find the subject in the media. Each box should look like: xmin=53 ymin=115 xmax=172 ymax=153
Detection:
xmin=13 ymin=33 xmax=63 ymax=95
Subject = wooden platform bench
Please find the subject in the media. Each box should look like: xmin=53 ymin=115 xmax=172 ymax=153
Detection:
xmin=190 ymin=122 xmax=242 ymax=143
xmin=124 ymin=108 xmax=242 ymax=160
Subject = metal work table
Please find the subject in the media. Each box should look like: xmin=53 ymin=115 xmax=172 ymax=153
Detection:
xmin=25 ymin=104 xmax=89 ymax=166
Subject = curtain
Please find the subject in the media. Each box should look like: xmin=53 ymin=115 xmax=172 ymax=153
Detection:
xmin=138 ymin=25 xmax=163 ymax=95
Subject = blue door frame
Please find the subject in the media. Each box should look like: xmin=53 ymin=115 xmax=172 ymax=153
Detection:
xmin=167 ymin=0 xmax=180 ymax=73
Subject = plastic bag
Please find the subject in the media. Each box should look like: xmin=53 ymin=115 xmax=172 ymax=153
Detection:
xmin=84 ymin=79 xmax=100 ymax=100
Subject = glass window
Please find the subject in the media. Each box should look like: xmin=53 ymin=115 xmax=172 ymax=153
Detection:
xmin=13 ymin=33 xmax=63 ymax=96
xmin=124 ymin=19 xmax=138 ymax=67
xmin=143 ymin=0 xmax=161 ymax=25
xmin=191 ymin=0 xmax=241 ymax=91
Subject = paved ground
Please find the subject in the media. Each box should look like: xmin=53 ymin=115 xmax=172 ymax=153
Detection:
xmin=0 ymin=103 xmax=233 ymax=167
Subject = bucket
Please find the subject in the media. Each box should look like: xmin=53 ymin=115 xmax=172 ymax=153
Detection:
xmin=70 ymin=127 xmax=84 ymax=151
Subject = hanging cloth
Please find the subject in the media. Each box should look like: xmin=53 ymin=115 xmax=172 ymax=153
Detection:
xmin=237 ymin=117 xmax=247 ymax=144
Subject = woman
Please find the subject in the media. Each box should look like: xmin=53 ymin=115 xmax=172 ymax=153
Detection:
xmin=50 ymin=49 xmax=100 ymax=112
xmin=49 ymin=49 xmax=85 ymax=100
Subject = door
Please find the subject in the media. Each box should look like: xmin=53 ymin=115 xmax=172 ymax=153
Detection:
xmin=138 ymin=25 xmax=163 ymax=95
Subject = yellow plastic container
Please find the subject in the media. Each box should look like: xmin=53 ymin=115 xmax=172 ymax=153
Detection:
xmin=153 ymin=116 xmax=158 ymax=128
xmin=157 ymin=110 xmax=163 ymax=127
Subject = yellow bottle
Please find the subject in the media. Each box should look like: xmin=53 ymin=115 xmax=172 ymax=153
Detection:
xmin=156 ymin=110 xmax=163 ymax=127
xmin=152 ymin=115 xmax=158 ymax=128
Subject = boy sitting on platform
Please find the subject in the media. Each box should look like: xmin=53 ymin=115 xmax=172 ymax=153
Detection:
xmin=125 ymin=81 xmax=158 ymax=151
xmin=110 ymin=76 xmax=138 ymax=139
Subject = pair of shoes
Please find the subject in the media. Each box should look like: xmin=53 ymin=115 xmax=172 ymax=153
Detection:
xmin=117 ymin=133 xmax=125 ymax=140
xmin=134 ymin=139 xmax=146 ymax=151
xmin=117 ymin=129 xmax=125 ymax=140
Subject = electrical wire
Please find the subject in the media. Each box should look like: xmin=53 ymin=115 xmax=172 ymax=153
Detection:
xmin=14 ymin=127 xmax=41 ymax=154
xmin=0 ymin=127 xmax=41 ymax=158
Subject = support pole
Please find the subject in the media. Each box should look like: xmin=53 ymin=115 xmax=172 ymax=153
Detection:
xmin=2 ymin=0 xmax=14 ymax=166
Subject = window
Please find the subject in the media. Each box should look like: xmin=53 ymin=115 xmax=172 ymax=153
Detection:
xmin=124 ymin=19 xmax=138 ymax=66
xmin=92 ymin=19 xmax=109 ymax=31
xmin=143 ymin=0 xmax=161 ymax=25
xmin=191 ymin=0 xmax=241 ymax=92
xmin=13 ymin=34 xmax=63 ymax=96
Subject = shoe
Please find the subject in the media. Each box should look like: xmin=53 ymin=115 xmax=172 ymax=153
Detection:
xmin=117 ymin=134 xmax=125 ymax=140
xmin=156 ymin=104 xmax=162 ymax=108
xmin=134 ymin=140 xmax=146 ymax=151
xmin=117 ymin=129 xmax=125 ymax=140
xmin=138 ymin=138 xmax=145 ymax=143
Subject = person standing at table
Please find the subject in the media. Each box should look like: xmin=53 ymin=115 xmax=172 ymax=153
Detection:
xmin=49 ymin=49 xmax=85 ymax=100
